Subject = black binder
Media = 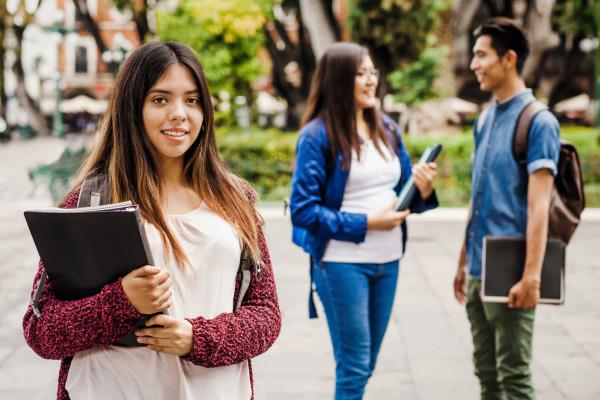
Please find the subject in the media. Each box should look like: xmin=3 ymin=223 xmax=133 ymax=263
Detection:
xmin=481 ymin=236 xmax=565 ymax=305
xmin=24 ymin=202 xmax=154 ymax=345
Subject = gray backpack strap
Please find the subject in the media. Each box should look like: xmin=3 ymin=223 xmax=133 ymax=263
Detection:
xmin=30 ymin=269 xmax=48 ymax=317
xmin=33 ymin=173 xmax=109 ymax=317
xmin=236 ymin=253 xmax=252 ymax=311
xmin=235 ymin=246 xmax=262 ymax=311
xmin=77 ymin=173 xmax=109 ymax=207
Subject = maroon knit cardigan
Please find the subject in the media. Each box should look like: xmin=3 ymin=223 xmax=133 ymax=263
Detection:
xmin=22 ymin=185 xmax=281 ymax=400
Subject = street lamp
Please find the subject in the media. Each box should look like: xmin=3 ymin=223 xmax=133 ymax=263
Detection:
xmin=101 ymin=46 xmax=128 ymax=73
xmin=102 ymin=34 xmax=130 ymax=74
xmin=43 ymin=10 xmax=72 ymax=138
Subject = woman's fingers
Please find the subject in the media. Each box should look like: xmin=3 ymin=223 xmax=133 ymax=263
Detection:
xmin=146 ymin=314 xmax=176 ymax=327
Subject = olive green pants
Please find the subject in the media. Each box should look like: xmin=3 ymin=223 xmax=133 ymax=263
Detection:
xmin=466 ymin=279 xmax=536 ymax=400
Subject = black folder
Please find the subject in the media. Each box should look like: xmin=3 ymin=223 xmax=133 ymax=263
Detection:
xmin=24 ymin=202 xmax=154 ymax=345
xmin=481 ymin=236 xmax=565 ymax=305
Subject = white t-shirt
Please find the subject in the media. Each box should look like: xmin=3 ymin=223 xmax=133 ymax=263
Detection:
xmin=323 ymin=139 xmax=403 ymax=264
xmin=65 ymin=205 xmax=251 ymax=400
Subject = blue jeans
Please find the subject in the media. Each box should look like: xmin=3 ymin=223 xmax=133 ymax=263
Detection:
xmin=313 ymin=260 xmax=400 ymax=400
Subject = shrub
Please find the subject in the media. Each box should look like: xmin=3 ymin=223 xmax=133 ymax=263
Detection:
xmin=218 ymin=126 xmax=600 ymax=206
xmin=217 ymin=127 xmax=296 ymax=200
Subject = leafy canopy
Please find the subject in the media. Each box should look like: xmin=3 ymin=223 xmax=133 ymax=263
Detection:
xmin=388 ymin=46 xmax=448 ymax=106
xmin=156 ymin=0 xmax=271 ymax=99
xmin=348 ymin=0 xmax=450 ymax=68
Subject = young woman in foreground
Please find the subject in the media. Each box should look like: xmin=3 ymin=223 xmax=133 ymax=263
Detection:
xmin=23 ymin=41 xmax=280 ymax=400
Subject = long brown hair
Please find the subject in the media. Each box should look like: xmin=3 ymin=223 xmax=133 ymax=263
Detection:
xmin=301 ymin=42 xmax=392 ymax=170
xmin=66 ymin=41 xmax=261 ymax=265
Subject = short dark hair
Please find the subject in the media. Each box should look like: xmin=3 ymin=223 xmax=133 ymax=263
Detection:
xmin=474 ymin=17 xmax=530 ymax=74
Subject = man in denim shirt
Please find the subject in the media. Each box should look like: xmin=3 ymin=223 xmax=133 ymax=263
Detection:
xmin=453 ymin=18 xmax=560 ymax=400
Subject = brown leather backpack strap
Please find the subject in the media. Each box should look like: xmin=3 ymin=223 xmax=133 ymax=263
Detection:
xmin=513 ymin=100 xmax=548 ymax=165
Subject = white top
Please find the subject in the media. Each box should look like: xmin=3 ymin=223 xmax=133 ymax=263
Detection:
xmin=65 ymin=205 xmax=251 ymax=400
xmin=323 ymin=139 xmax=403 ymax=264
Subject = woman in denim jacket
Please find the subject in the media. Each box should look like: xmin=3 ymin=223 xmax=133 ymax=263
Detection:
xmin=290 ymin=42 xmax=438 ymax=400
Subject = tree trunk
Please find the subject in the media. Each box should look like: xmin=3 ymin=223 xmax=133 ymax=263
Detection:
xmin=523 ymin=0 xmax=560 ymax=83
xmin=299 ymin=0 xmax=337 ymax=58
xmin=12 ymin=24 xmax=51 ymax=136
xmin=0 ymin=5 xmax=7 ymax=122
xmin=265 ymin=4 xmax=316 ymax=130
xmin=72 ymin=0 xmax=114 ymax=72
xmin=0 ymin=23 xmax=6 ymax=121
xmin=452 ymin=0 xmax=481 ymax=73
xmin=131 ymin=0 xmax=150 ymax=43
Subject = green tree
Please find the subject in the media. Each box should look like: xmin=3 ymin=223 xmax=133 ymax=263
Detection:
xmin=388 ymin=46 xmax=448 ymax=106
xmin=348 ymin=0 xmax=450 ymax=95
xmin=555 ymin=0 xmax=600 ymax=123
xmin=157 ymin=0 xmax=270 ymax=110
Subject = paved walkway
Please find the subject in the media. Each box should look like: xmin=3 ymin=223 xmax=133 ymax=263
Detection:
xmin=0 ymin=137 xmax=599 ymax=399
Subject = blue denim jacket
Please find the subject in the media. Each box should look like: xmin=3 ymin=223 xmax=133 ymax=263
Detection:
xmin=466 ymin=90 xmax=560 ymax=279
xmin=290 ymin=115 xmax=438 ymax=265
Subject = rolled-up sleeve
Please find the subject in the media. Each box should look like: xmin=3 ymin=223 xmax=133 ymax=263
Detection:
xmin=526 ymin=110 xmax=560 ymax=176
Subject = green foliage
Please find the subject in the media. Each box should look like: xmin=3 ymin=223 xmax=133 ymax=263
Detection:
xmin=217 ymin=126 xmax=600 ymax=206
xmin=348 ymin=0 xmax=450 ymax=71
xmin=156 ymin=0 xmax=270 ymax=105
xmin=31 ymin=127 xmax=600 ymax=206
xmin=388 ymin=47 xmax=448 ymax=105
xmin=217 ymin=128 xmax=296 ymax=200
xmin=403 ymin=127 xmax=600 ymax=206
xmin=555 ymin=0 xmax=599 ymax=37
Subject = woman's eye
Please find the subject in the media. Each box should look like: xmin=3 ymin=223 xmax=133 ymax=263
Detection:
xmin=152 ymin=97 xmax=167 ymax=104
xmin=187 ymin=97 xmax=200 ymax=104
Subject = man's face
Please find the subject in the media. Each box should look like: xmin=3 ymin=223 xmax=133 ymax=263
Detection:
xmin=470 ymin=35 xmax=509 ymax=93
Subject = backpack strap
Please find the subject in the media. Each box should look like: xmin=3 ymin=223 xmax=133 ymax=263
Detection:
xmin=77 ymin=172 xmax=109 ymax=207
xmin=30 ymin=267 xmax=48 ymax=317
xmin=235 ymin=246 xmax=260 ymax=311
xmin=229 ymin=176 xmax=263 ymax=311
xmin=513 ymin=100 xmax=548 ymax=165
xmin=308 ymin=257 xmax=318 ymax=319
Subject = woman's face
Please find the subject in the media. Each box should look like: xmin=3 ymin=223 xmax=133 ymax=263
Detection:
xmin=142 ymin=64 xmax=204 ymax=164
xmin=354 ymin=56 xmax=378 ymax=110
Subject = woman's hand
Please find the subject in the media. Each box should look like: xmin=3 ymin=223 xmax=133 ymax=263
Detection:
xmin=122 ymin=266 xmax=172 ymax=315
xmin=367 ymin=201 xmax=410 ymax=230
xmin=135 ymin=314 xmax=194 ymax=357
xmin=413 ymin=162 xmax=437 ymax=199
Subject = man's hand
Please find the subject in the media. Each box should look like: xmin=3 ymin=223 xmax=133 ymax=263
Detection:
xmin=135 ymin=314 xmax=194 ymax=356
xmin=507 ymin=277 xmax=540 ymax=309
xmin=454 ymin=239 xmax=468 ymax=304
xmin=453 ymin=264 xmax=467 ymax=304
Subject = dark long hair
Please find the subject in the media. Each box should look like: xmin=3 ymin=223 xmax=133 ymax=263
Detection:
xmin=301 ymin=42 xmax=392 ymax=170
xmin=66 ymin=41 xmax=261 ymax=265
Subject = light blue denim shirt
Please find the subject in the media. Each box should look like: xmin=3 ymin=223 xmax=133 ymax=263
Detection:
xmin=466 ymin=90 xmax=560 ymax=279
